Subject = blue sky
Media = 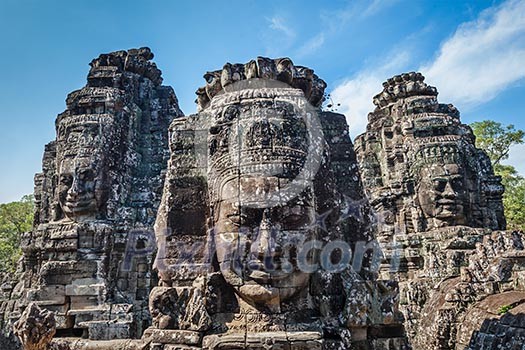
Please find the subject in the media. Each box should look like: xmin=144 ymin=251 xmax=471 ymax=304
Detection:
xmin=1 ymin=0 xmax=524 ymax=203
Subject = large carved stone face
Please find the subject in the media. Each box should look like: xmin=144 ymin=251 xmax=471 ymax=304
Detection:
xmin=204 ymin=81 xmax=324 ymax=308
xmin=417 ymin=163 xmax=468 ymax=227
xmin=58 ymin=156 xmax=106 ymax=221
xmin=213 ymin=178 xmax=315 ymax=307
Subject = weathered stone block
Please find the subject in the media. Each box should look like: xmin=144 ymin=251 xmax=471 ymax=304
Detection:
xmin=86 ymin=321 xmax=132 ymax=340
xmin=69 ymin=295 xmax=100 ymax=310
xmin=65 ymin=283 xmax=105 ymax=297
xmin=39 ymin=261 xmax=98 ymax=286
xmin=143 ymin=328 xmax=202 ymax=345
xmin=26 ymin=285 xmax=66 ymax=305
xmin=202 ymin=333 xmax=246 ymax=350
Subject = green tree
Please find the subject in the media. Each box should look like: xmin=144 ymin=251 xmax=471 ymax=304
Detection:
xmin=471 ymin=120 xmax=525 ymax=231
xmin=503 ymin=177 xmax=525 ymax=231
xmin=0 ymin=195 xmax=34 ymax=273
xmin=471 ymin=120 xmax=524 ymax=167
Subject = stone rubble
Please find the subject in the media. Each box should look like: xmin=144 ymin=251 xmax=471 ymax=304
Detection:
xmin=14 ymin=303 xmax=56 ymax=350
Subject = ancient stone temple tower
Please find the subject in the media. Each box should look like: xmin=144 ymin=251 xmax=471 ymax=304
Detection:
xmin=2 ymin=48 xmax=182 ymax=343
xmin=355 ymin=73 xmax=525 ymax=349
xmin=355 ymin=72 xmax=505 ymax=239
xmin=146 ymin=57 xmax=408 ymax=349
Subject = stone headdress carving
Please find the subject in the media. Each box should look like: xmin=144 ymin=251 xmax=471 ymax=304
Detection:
xmin=195 ymin=56 xmax=327 ymax=110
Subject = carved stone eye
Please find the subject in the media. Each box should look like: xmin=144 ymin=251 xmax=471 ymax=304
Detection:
xmin=78 ymin=169 xmax=95 ymax=182
xmin=451 ymin=178 xmax=464 ymax=192
xmin=433 ymin=179 xmax=447 ymax=192
xmin=227 ymin=215 xmax=242 ymax=226
xmin=59 ymin=174 xmax=73 ymax=186
xmin=282 ymin=214 xmax=307 ymax=226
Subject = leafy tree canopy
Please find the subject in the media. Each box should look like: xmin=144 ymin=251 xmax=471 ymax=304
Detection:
xmin=0 ymin=195 xmax=34 ymax=273
xmin=471 ymin=120 xmax=524 ymax=166
xmin=471 ymin=120 xmax=525 ymax=231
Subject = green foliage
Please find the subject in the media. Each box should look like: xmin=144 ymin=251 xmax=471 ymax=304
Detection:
xmin=471 ymin=120 xmax=524 ymax=166
xmin=495 ymin=164 xmax=521 ymax=187
xmin=471 ymin=120 xmax=525 ymax=231
xmin=498 ymin=304 xmax=514 ymax=315
xmin=503 ymin=177 xmax=525 ymax=231
xmin=0 ymin=195 xmax=34 ymax=273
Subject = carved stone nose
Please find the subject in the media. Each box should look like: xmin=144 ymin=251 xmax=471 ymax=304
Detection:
xmin=442 ymin=181 xmax=456 ymax=198
xmin=251 ymin=209 xmax=279 ymax=260
xmin=68 ymin=177 xmax=85 ymax=197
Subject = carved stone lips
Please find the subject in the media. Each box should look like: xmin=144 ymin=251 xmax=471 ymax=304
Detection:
xmin=437 ymin=199 xmax=457 ymax=205
xmin=65 ymin=198 xmax=95 ymax=211
xmin=247 ymin=259 xmax=293 ymax=283
xmin=248 ymin=270 xmax=292 ymax=284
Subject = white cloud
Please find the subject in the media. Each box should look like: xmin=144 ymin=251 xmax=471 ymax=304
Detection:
xmin=296 ymin=33 xmax=325 ymax=58
xmin=296 ymin=0 xmax=400 ymax=57
xmin=420 ymin=0 xmax=525 ymax=107
xmin=330 ymin=0 xmax=525 ymax=140
xmin=263 ymin=16 xmax=297 ymax=56
xmin=268 ymin=16 xmax=296 ymax=40
xmin=362 ymin=0 xmax=401 ymax=18
xmin=330 ymin=51 xmax=410 ymax=139
xmin=506 ymin=143 xmax=525 ymax=176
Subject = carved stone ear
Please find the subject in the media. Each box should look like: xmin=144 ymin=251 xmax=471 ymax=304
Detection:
xmin=52 ymin=200 xmax=62 ymax=222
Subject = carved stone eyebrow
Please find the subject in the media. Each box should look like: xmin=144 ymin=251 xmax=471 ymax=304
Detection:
xmin=433 ymin=174 xmax=462 ymax=181
xmin=432 ymin=177 xmax=449 ymax=181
